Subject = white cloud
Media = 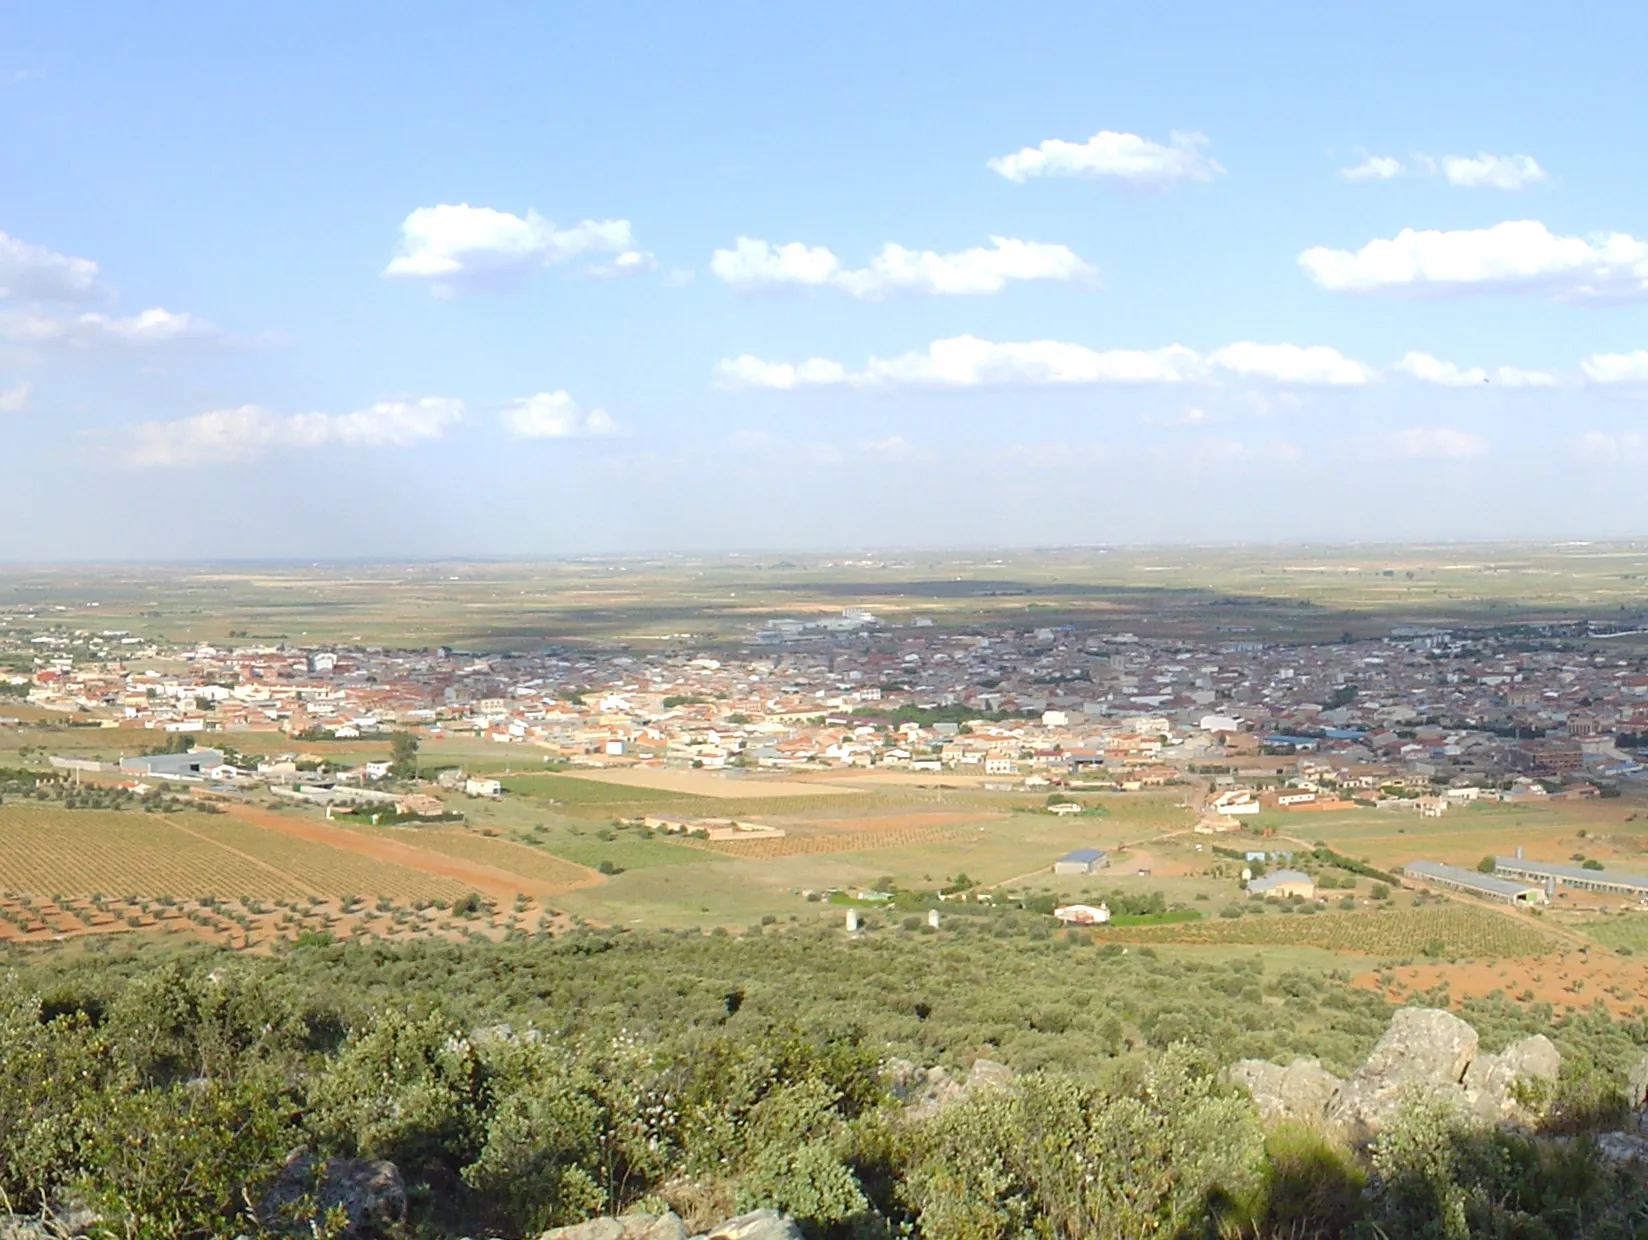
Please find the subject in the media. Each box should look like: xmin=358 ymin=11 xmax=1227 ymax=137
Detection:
xmin=860 ymin=434 xmax=913 ymax=460
xmin=1207 ymin=342 xmax=1374 ymax=386
xmin=499 ymin=391 xmax=625 ymax=439
xmin=1442 ymin=153 xmax=1546 ymax=190
xmin=586 ymin=249 xmax=658 ymax=279
xmin=861 ymin=337 xmax=1202 ymax=386
xmin=709 ymin=236 xmax=1094 ymax=298
xmin=1494 ymin=366 xmax=1561 ymax=388
xmin=714 ymin=356 xmax=851 ymax=389
xmin=1340 ymin=154 xmax=1403 ymax=181
xmin=384 ymin=204 xmax=647 ymax=294
xmin=1300 ymin=220 xmax=1648 ymax=301
xmin=719 ymin=336 xmax=1373 ymax=389
xmin=0 ymin=230 xmax=101 ymax=302
xmin=1388 ymin=426 xmax=1489 ymax=459
xmin=1582 ymin=350 xmax=1648 ymax=384
xmin=1396 ymin=351 xmax=1486 ymax=386
xmin=0 ymin=306 xmax=219 ymax=347
xmin=0 ymin=381 xmax=29 ymax=413
xmin=988 ymin=129 xmax=1222 ymax=187
xmin=121 ymin=397 xmax=465 ymax=467
xmin=1394 ymin=352 xmax=1560 ymax=388
xmin=1576 ymin=431 xmax=1648 ymax=460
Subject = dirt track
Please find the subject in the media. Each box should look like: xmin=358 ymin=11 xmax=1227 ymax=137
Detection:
xmin=223 ymin=805 xmax=602 ymax=901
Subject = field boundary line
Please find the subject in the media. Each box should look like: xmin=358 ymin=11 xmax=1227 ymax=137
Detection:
xmin=158 ymin=814 xmax=323 ymax=899
xmin=221 ymin=805 xmax=603 ymax=901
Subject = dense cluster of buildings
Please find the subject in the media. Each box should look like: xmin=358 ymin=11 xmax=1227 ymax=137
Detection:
xmin=6 ymin=610 xmax=1648 ymax=796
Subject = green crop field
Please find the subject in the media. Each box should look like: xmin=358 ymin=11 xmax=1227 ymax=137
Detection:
xmin=1576 ymin=915 xmax=1648 ymax=955
xmin=1092 ymin=904 xmax=1555 ymax=958
xmin=359 ymin=825 xmax=604 ymax=887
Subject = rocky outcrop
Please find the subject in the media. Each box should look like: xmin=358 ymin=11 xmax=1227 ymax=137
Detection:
xmin=885 ymin=1057 xmax=1014 ymax=1119
xmin=1229 ymin=1057 xmax=1343 ymax=1124
xmin=1328 ymin=1008 xmax=1480 ymax=1133
xmin=0 ymin=1207 xmax=96 ymax=1240
xmin=701 ymin=1210 xmax=804 ymax=1240
xmin=545 ymin=1211 xmax=801 ymax=1240
xmin=543 ymin=1214 xmax=690 ymax=1240
xmin=1626 ymin=1049 xmax=1648 ymax=1110
xmin=1597 ymin=1131 xmax=1648 ymax=1165
xmin=1462 ymin=1034 xmax=1560 ymax=1123
xmin=0 ymin=1201 xmax=96 ymax=1240
xmin=258 ymin=1148 xmax=406 ymax=1238
xmin=1232 ymin=1008 xmax=1561 ymax=1138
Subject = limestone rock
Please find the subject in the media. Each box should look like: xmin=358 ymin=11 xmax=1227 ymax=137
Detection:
xmin=0 ymin=1201 xmax=96 ymax=1240
xmin=1281 ymin=1058 xmax=1343 ymax=1121
xmin=1462 ymin=1035 xmax=1560 ymax=1122
xmin=258 ymin=1148 xmax=406 ymax=1238
xmin=701 ymin=1210 xmax=804 ymax=1240
xmin=1597 ymin=1131 xmax=1648 ymax=1165
xmin=544 ymin=1214 xmax=690 ymax=1240
xmin=1627 ymin=1050 xmax=1648 ymax=1109
xmin=1328 ymin=1008 xmax=1478 ymax=1133
xmin=967 ymin=1058 xmax=1014 ymax=1090
xmin=886 ymin=1056 xmax=1012 ymax=1118
xmin=1231 ymin=1058 xmax=1342 ymax=1123
xmin=1229 ymin=1060 xmax=1286 ymax=1117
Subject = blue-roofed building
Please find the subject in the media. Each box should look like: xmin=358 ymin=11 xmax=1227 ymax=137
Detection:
xmin=1053 ymin=847 xmax=1108 ymax=875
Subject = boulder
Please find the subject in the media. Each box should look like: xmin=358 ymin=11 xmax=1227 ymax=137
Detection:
xmin=544 ymin=1214 xmax=689 ymax=1240
xmin=967 ymin=1058 xmax=1015 ymax=1091
xmin=700 ymin=1210 xmax=804 ymax=1240
xmin=1597 ymin=1131 xmax=1648 ymax=1165
xmin=1462 ymin=1035 xmax=1560 ymax=1123
xmin=886 ymin=1057 xmax=1012 ymax=1119
xmin=1231 ymin=1058 xmax=1342 ymax=1123
xmin=258 ymin=1148 xmax=406 ymax=1238
xmin=1627 ymin=1050 xmax=1648 ymax=1109
xmin=0 ymin=1202 xmax=96 ymax=1240
xmin=1328 ymin=1008 xmax=1479 ymax=1133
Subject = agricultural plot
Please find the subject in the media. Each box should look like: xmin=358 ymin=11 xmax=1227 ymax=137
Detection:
xmin=176 ymin=816 xmax=473 ymax=903
xmin=364 ymin=826 xmax=604 ymax=888
xmin=1577 ymin=914 xmax=1648 ymax=956
xmin=1092 ymin=904 xmax=1554 ymax=958
xmin=685 ymin=819 xmax=992 ymax=859
xmin=535 ymin=832 xmax=720 ymax=872
xmin=0 ymin=806 xmax=307 ymax=901
xmin=500 ymin=772 xmax=712 ymax=807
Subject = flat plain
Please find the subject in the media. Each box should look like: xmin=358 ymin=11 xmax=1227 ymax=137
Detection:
xmin=8 ymin=546 xmax=1648 ymax=1015
xmin=10 ymin=541 xmax=1648 ymax=651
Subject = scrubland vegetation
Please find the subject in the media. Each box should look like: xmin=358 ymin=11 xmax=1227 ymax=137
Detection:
xmin=6 ymin=923 xmax=1648 ymax=1239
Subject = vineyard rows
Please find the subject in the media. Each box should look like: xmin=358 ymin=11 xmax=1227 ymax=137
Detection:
xmin=0 ymin=807 xmax=308 ymax=901
xmin=1091 ymin=905 xmax=1554 ymax=958
xmin=184 ymin=817 xmax=471 ymax=903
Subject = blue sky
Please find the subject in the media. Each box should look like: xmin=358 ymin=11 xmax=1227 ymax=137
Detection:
xmin=4 ymin=0 xmax=1648 ymax=558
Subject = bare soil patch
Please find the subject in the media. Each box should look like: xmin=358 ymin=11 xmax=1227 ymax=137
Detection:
xmin=1353 ymin=950 xmax=1648 ymax=1018
xmin=223 ymin=805 xmax=600 ymax=901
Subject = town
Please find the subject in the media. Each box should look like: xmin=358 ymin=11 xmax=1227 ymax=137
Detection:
xmin=9 ymin=606 xmax=1644 ymax=802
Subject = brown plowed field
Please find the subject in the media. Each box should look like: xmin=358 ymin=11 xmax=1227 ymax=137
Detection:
xmin=1354 ymin=950 xmax=1648 ymax=1018
xmin=221 ymin=806 xmax=600 ymax=900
